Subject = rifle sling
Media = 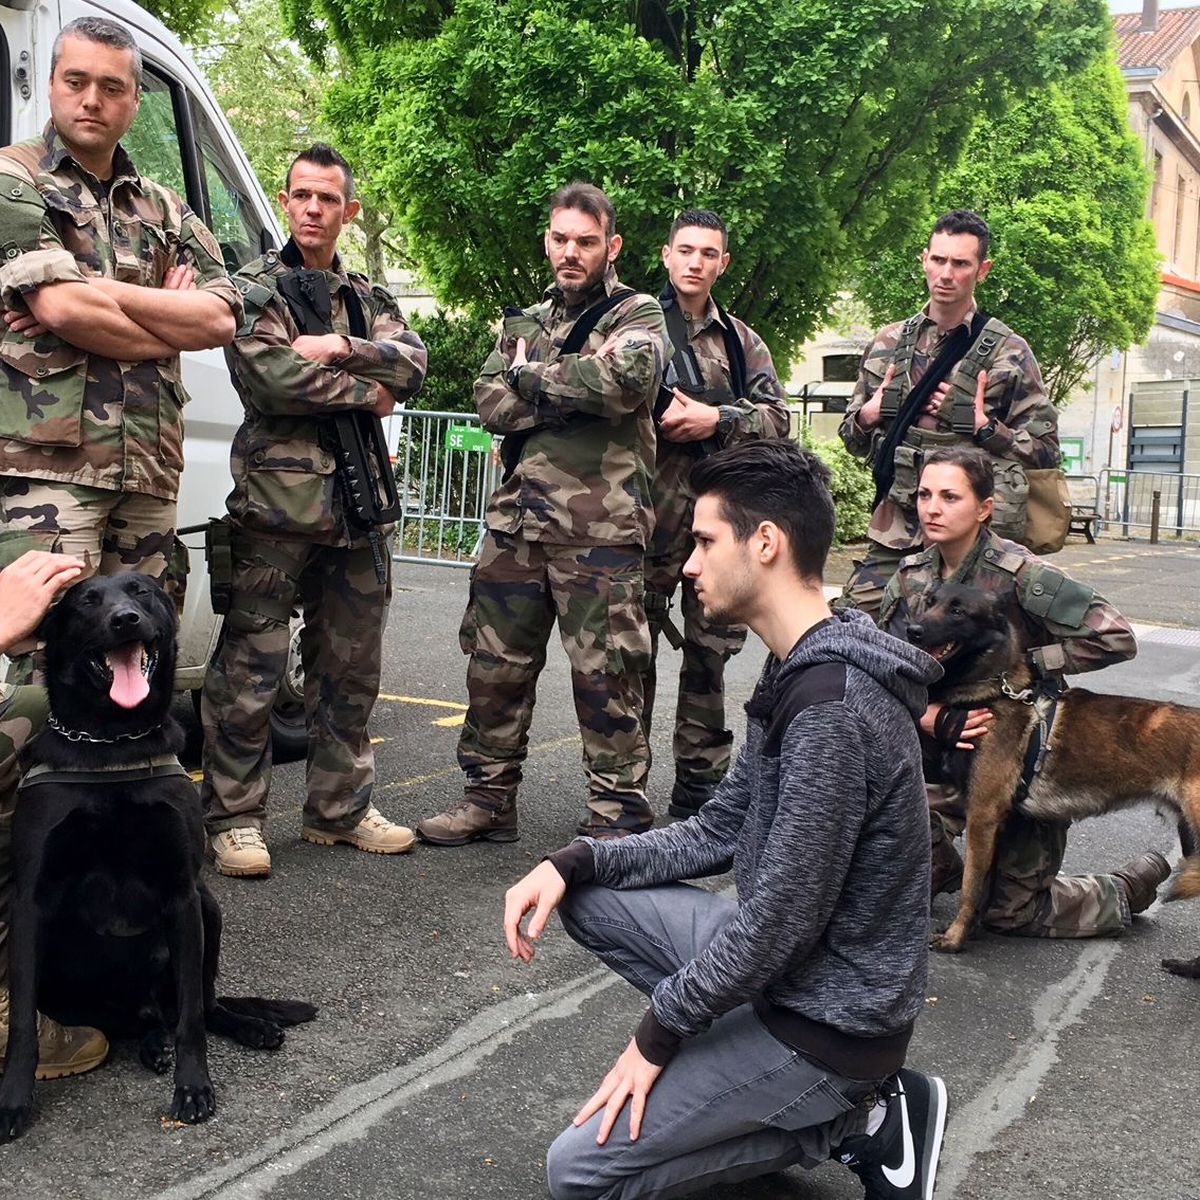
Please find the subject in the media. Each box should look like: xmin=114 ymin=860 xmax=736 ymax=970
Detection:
xmin=871 ymin=311 xmax=987 ymax=509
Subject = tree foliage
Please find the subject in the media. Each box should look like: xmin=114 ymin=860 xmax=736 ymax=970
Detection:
xmin=404 ymin=308 xmax=497 ymax=413
xmin=139 ymin=0 xmax=224 ymax=40
xmin=283 ymin=0 xmax=1108 ymax=361
xmin=855 ymin=51 xmax=1160 ymax=408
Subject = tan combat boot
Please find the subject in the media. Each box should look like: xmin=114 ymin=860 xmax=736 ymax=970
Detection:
xmin=209 ymin=826 xmax=272 ymax=877
xmin=0 ymin=991 xmax=109 ymax=1080
xmin=302 ymin=806 xmax=416 ymax=854
xmin=416 ymin=799 xmax=518 ymax=846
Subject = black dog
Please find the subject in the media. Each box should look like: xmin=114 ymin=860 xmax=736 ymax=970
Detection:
xmin=0 ymin=573 xmax=315 ymax=1140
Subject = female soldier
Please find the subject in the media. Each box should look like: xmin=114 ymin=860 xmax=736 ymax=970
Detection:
xmin=879 ymin=446 xmax=1169 ymax=939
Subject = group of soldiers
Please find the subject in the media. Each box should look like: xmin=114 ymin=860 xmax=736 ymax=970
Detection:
xmin=0 ymin=12 xmax=1170 ymax=1091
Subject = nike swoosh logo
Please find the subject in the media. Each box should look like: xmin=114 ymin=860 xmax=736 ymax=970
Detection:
xmin=882 ymin=1085 xmax=916 ymax=1190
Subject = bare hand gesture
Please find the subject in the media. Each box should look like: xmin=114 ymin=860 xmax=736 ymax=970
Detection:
xmin=503 ymin=860 xmax=566 ymax=962
xmin=574 ymin=1037 xmax=663 ymax=1144
xmin=161 ymin=264 xmax=198 ymax=291
xmin=856 ymin=362 xmax=896 ymax=430
xmin=0 ymin=550 xmax=86 ymax=651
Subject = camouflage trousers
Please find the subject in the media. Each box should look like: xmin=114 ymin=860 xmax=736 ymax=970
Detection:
xmin=457 ymin=530 xmax=653 ymax=833
xmin=0 ymin=683 xmax=50 ymax=988
xmin=201 ymin=532 xmax=391 ymax=833
xmin=835 ymin=541 xmax=912 ymax=623
xmin=0 ymin=478 xmax=185 ymax=682
xmin=930 ymin=785 xmax=1130 ymax=937
xmin=642 ymin=537 xmax=747 ymax=787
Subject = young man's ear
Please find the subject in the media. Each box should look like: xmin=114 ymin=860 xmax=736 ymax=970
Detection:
xmin=756 ymin=520 xmax=784 ymax=564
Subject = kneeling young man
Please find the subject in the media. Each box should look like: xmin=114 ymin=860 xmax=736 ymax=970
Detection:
xmin=504 ymin=441 xmax=948 ymax=1200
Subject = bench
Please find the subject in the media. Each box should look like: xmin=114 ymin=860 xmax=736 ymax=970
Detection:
xmin=1065 ymin=475 xmax=1101 ymax=543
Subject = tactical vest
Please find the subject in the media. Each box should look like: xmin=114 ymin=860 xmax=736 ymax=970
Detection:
xmin=877 ymin=313 xmax=1029 ymax=542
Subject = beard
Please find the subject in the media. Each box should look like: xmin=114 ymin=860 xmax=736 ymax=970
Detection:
xmin=556 ymin=258 xmax=607 ymax=299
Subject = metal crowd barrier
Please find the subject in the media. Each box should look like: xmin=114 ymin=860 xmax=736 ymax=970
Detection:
xmin=1099 ymin=466 xmax=1200 ymax=540
xmin=389 ymin=409 xmax=500 ymax=567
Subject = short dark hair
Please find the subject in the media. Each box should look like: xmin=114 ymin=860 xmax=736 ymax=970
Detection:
xmin=52 ymin=17 xmax=143 ymax=91
xmin=930 ymin=209 xmax=990 ymax=260
xmin=286 ymin=143 xmax=355 ymax=202
xmin=690 ymin=441 xmax=835 ymax=583
xmin=668 ymin=208 xmax=728 ymax=250
xmin=548 ymin=182 xmax=616 ymax=237
xmin=922 ymin=447 xmax=995 ymax=503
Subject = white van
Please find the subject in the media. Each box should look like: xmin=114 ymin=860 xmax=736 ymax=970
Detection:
xmin=0 ymin=0 xmax=306 ymax=754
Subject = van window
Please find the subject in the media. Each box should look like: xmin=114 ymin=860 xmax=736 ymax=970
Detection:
xmin=191 ymin=102 xmax=268 ymax=272
xmin=122 ymin=68 xmax=188 ymax=198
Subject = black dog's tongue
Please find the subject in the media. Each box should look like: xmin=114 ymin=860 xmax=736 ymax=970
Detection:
xmin=106 ymin=643 xmax=149 ymax=709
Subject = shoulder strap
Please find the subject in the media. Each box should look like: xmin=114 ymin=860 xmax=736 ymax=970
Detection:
xmin=560 ymin=287 xmax=635 ymax=357
xmin=761 ymin=661 xmax=847 ymax=757
xmin=947 ymin=316 xmax=1011 ymax=434
xmin=716 ymin=301 xmax=748 ymax=400
xmin=880 ymin=314 xmax=924 ymax=420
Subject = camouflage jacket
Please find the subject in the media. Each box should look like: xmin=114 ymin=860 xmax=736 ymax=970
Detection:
xmin=225 ymin=243 xmax=427 ymax=543
xmin=651 ymin=297 xmax=789 ymax=547
xmin=0 ymin=125 xmax=242 ymax=501
xmin=878 ymin=528 xmax=1136 ymax=676
xmin=475 ymin=267 xmax=667 ymax=548
xmin=839 ymin=305 xmax=1059 ymax=550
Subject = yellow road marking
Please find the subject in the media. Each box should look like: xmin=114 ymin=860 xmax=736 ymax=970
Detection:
xmin=376 ymin=692 xmax=470 ymax=729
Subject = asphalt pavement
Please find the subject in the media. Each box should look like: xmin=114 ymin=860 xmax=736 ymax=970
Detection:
xmin=4 ymin=533 xmax=1199 ymax=1200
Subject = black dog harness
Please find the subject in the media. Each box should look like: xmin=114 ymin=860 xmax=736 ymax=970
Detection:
xmin=18 ymin=754 xmax=192 ymax=792
xmin=1002 ymin=679 xmax=1062 ymax=808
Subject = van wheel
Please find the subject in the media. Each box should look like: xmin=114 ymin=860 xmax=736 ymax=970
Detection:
xmin=269 ymin=620 xmax=308 ymax=763
xmin=192 ymin=617 xmax=308 ymax=764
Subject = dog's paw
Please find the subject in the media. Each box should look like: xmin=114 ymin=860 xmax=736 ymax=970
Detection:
xmin=0 ymin=1101 xmax=34 ymax=1142
xmin=232 ymin=1018 xmax=285 ymax=1052
xmin=139 ymin=1030 xmax=173 ymax=1075
xmin=930 ymin=929 xmax=967 ymax=954
xmin=169 ymin=1082 xmax=216 ymax=1124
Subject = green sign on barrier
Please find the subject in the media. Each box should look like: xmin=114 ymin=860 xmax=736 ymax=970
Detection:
xmin=445 ymin=424 xmax=493 ymax=453
xmin=1108 ymin=473 xmax=1127 ymax=484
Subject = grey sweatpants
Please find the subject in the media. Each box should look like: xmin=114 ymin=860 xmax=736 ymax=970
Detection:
xmin=546 ymin=883 xmax=879 ymax=1200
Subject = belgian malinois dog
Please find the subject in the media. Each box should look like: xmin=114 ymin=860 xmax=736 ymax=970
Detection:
xmin=906 ymin=584 xmax=1200 ymax=961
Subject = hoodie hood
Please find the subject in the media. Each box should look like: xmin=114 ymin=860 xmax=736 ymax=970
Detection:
xmin=766 ymin=610 xmax=940 ymax=722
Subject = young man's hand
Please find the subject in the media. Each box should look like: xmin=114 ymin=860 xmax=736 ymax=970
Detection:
xmin=574 ymin=1037 xmax=663 ymax=1144
xmin=291 ymin=333 xmax=351 ymax=364
xmin=502 ymin=859 xmax=566 ymax=962
xmin=0 ymin=550 xmax=86 ymax=651
xmin=658 ymin=391 xmax=719 ymax=443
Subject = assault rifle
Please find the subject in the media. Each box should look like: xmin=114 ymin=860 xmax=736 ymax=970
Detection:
xmin=275 ymin=260 xmax=399 ymax=584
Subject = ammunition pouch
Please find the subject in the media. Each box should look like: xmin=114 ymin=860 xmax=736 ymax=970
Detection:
xmin=205 ymin=516 xmax=234 ymax=616
xmin=887 ymin=428 xmax=959 ymax=510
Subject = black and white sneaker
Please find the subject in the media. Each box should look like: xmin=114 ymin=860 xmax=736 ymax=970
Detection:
xmin=834 ymin=1069 xmax=948 ymax=1199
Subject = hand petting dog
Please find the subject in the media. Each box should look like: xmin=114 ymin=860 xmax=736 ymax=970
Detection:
xmin=0 ymin=551 xmax=85 ymax=652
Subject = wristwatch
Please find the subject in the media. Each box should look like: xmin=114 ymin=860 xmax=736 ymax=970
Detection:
xmin=975 ymin=416 xmax=998 ymax=444
xmin=506 ymin=364 xmax=525 ymax=394
xmin=715 ymin=406 xmax=737 ymax=443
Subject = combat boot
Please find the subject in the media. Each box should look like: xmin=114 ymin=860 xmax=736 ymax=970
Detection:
xmin=1111 ymin=850 xmax=1171 ymax=915
xmin=416 ymin=799 xmax=518 ymax=846
xmin=0 ymin=991 xmax=108 ymax=1080
xmin=209 ymin=826 xmax=272 ymax=877
xmin=666 ymin=776 xmax=717 ymax=820
xmin=302 ymin=806 xmax=416 ymax=854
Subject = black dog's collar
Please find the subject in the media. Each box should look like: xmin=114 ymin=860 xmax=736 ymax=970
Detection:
xmin=19 ymin=754 xmax=190 ymax=791
xmin=46 ymin=713 xmax=158 ymax=744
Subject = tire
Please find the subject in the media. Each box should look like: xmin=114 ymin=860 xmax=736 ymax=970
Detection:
xmin=191 ymin=616 xmax=308 ymax=764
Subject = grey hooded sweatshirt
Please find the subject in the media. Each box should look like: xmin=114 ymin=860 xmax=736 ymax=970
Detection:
xmin=552 ymin=609 xmax=940 ymax=1078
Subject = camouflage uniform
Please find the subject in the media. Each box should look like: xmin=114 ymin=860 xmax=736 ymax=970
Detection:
xmin=839 ymin=305 xmax=1059 ymax=617
xmin=458 ymin=267 xmax=668 ymax=833
xmin=642 ymin=299 xmax=788 ymax=795
xmin=0 ymin=124 xmax=241 ymax=657
xmin=200 ymin=242 xmax=427 ymax=834
xmin=880 ymin=528 xmax=1138 ymax=938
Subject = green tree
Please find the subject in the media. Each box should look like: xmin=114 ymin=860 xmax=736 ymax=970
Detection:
xmin=855 ymin=52 xmax=1159 ymax=408
xmin=140 ymin=0 xmax=223 ymax=40
xmin=285 ymin=0 xmax=1107 ymax=362
xmin=405 ymin=308 xmax=496 ymax=413
xmin=189 ymin=0 xmax=412 ymax=276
